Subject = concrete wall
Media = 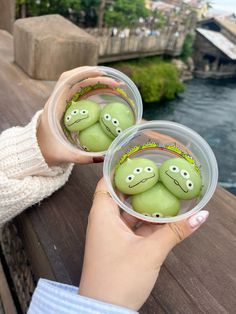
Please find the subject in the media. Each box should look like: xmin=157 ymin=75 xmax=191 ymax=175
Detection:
xmin=14 ymin=15 xmax=98 ymax=80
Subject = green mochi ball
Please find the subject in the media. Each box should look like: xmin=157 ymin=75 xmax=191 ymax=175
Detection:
xmin=78 ymin=123 xmax=112 ymax=152
xmin=131 ymin=183 xmax=180 ymax=218
xmin=64 ymin=100 xmax=101 ymax=132
xmin=100 ymin=102 xmax=135 ymax=139
xmin=160 ymin=158 xmax=202 ymax=200
xmin=114 ymin=158 xmax=159 ymax=195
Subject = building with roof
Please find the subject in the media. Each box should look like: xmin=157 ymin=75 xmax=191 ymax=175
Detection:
xmin=200 ymin=17 xmax=236 ymax=43
xmin=194 ymin=17 xmax=236 ymax=78
xmin=151 ymin=1 xmax=176 ymax=13
xmin=145 ymin=0 xmax=152 ymax=10
xmin=192 ymin=0 xmax=208 ymax=20
xmin=164 ymin=0 xmax=208 ymax=20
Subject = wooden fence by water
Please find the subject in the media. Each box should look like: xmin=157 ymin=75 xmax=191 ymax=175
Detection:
xmin=86 ymin=26 xmax=186 ymax=62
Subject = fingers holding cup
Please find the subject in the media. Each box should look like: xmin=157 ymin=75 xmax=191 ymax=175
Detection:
xmin=46 ymin=66 xmax=142 ymax=164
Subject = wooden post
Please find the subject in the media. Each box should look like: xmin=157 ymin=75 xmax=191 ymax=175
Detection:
xmin=0 ymin=0 xmax=15 ymax=34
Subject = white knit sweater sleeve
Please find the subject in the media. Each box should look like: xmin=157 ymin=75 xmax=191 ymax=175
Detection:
xmin=0 ymin=111 xmax=73 ymax=226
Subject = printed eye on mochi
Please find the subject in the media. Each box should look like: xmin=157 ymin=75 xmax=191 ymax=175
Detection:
xmin=114 ymin=158 xmax=159 ymax=195
xmin=64 ymin=100 xmax=101 ymax=132
xmin=160 ymin=158 xmax=202 ymax=200
xmin=100 ymin=102 xmax=135 ymax=139
xmin=78 ymin=123 xmax=113 ymax=152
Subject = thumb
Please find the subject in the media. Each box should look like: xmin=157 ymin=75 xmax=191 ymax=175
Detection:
xmin=150 ymin=210 xmax=209 ymax=258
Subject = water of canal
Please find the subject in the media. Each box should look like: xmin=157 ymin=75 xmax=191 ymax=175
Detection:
xmin=143 ymin=78 xmax=236 ymax=195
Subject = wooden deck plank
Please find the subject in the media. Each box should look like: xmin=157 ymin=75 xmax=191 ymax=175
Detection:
xmin=0 ymin=261 xmax=17 ymax=314
xmin=1 ymin=30 xmax=236 ymax=314
xmin=16 ymin=180 xmax=236 ymax=313
xmin=0 ymin=30 xmax=54 ymax=128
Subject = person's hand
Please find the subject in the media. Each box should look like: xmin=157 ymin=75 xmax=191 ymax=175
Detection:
xmin=37 ymin=66 xmax=118 ymax=166
xmin=79 ymin=178 xmax=209 ymax=311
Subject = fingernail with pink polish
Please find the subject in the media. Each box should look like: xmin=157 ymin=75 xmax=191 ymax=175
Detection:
xmin=188 ymin=211 xmax=209 ymax=229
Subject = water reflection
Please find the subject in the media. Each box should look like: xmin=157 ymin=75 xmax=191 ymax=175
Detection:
xmin=143 ymin=78 xmax=236 ymax=195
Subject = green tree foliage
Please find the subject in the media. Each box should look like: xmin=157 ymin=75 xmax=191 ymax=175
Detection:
xmin=149 ymin=9 xmax=167 ymax=30
xmin=17 ymin=0 xmax=172 ymax=30
xmin=16 ymin=0 xmax=81 ymax=20
xmin=104 ymin=0 xmax=149 ymax=27
xmin=16 ymin=0 xmax=150 ymax=28
xmin=112 ymin=58 xmax=185 ymax=103
xmin=80 ymin=0 xmax=100 ymax=27
xmin=181 ymin=33 xmax=195 ymax=61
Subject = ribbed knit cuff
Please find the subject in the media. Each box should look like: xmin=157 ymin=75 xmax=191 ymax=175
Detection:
xmin=0 ymin=110 xmax=72 ymax=179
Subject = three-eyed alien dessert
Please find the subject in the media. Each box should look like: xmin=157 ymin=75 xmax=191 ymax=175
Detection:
xmin=114 ymin=157 xmax=202 ymax=218
xmin=63 ymin=100 xmax=135 ymax=152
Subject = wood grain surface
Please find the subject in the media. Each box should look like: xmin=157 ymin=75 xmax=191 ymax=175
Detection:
xmin=1 ymin=30 xmax=236 ymax=314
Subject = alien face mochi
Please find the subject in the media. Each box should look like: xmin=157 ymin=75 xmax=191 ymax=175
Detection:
xmin=114 ymin=158 xmax=159 ymax=195
xmin=64 ymin=100 xmax=101 ymax=132
xmin=132 ymin=183 xmax=180 ymax=218
xmin=78 ymin=122 xmax=113 ymax=152
xmin=160 ymin=158 xmax=202 ymax=200
xmin=100 ymin=102 xmax=135 ymax=139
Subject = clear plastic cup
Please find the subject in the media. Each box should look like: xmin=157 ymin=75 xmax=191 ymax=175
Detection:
xmin=47 ymin=66 xmax=143 ymax=157
xmin=103 ymin=121 xmax=218 ymax=223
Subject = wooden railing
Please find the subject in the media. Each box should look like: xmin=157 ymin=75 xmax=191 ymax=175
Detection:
xmin=86 ymin=26 xmax=187 ymax=63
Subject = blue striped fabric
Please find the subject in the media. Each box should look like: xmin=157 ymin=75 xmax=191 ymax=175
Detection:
xmin=27 ymin=279 xmax=138 ymax=314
